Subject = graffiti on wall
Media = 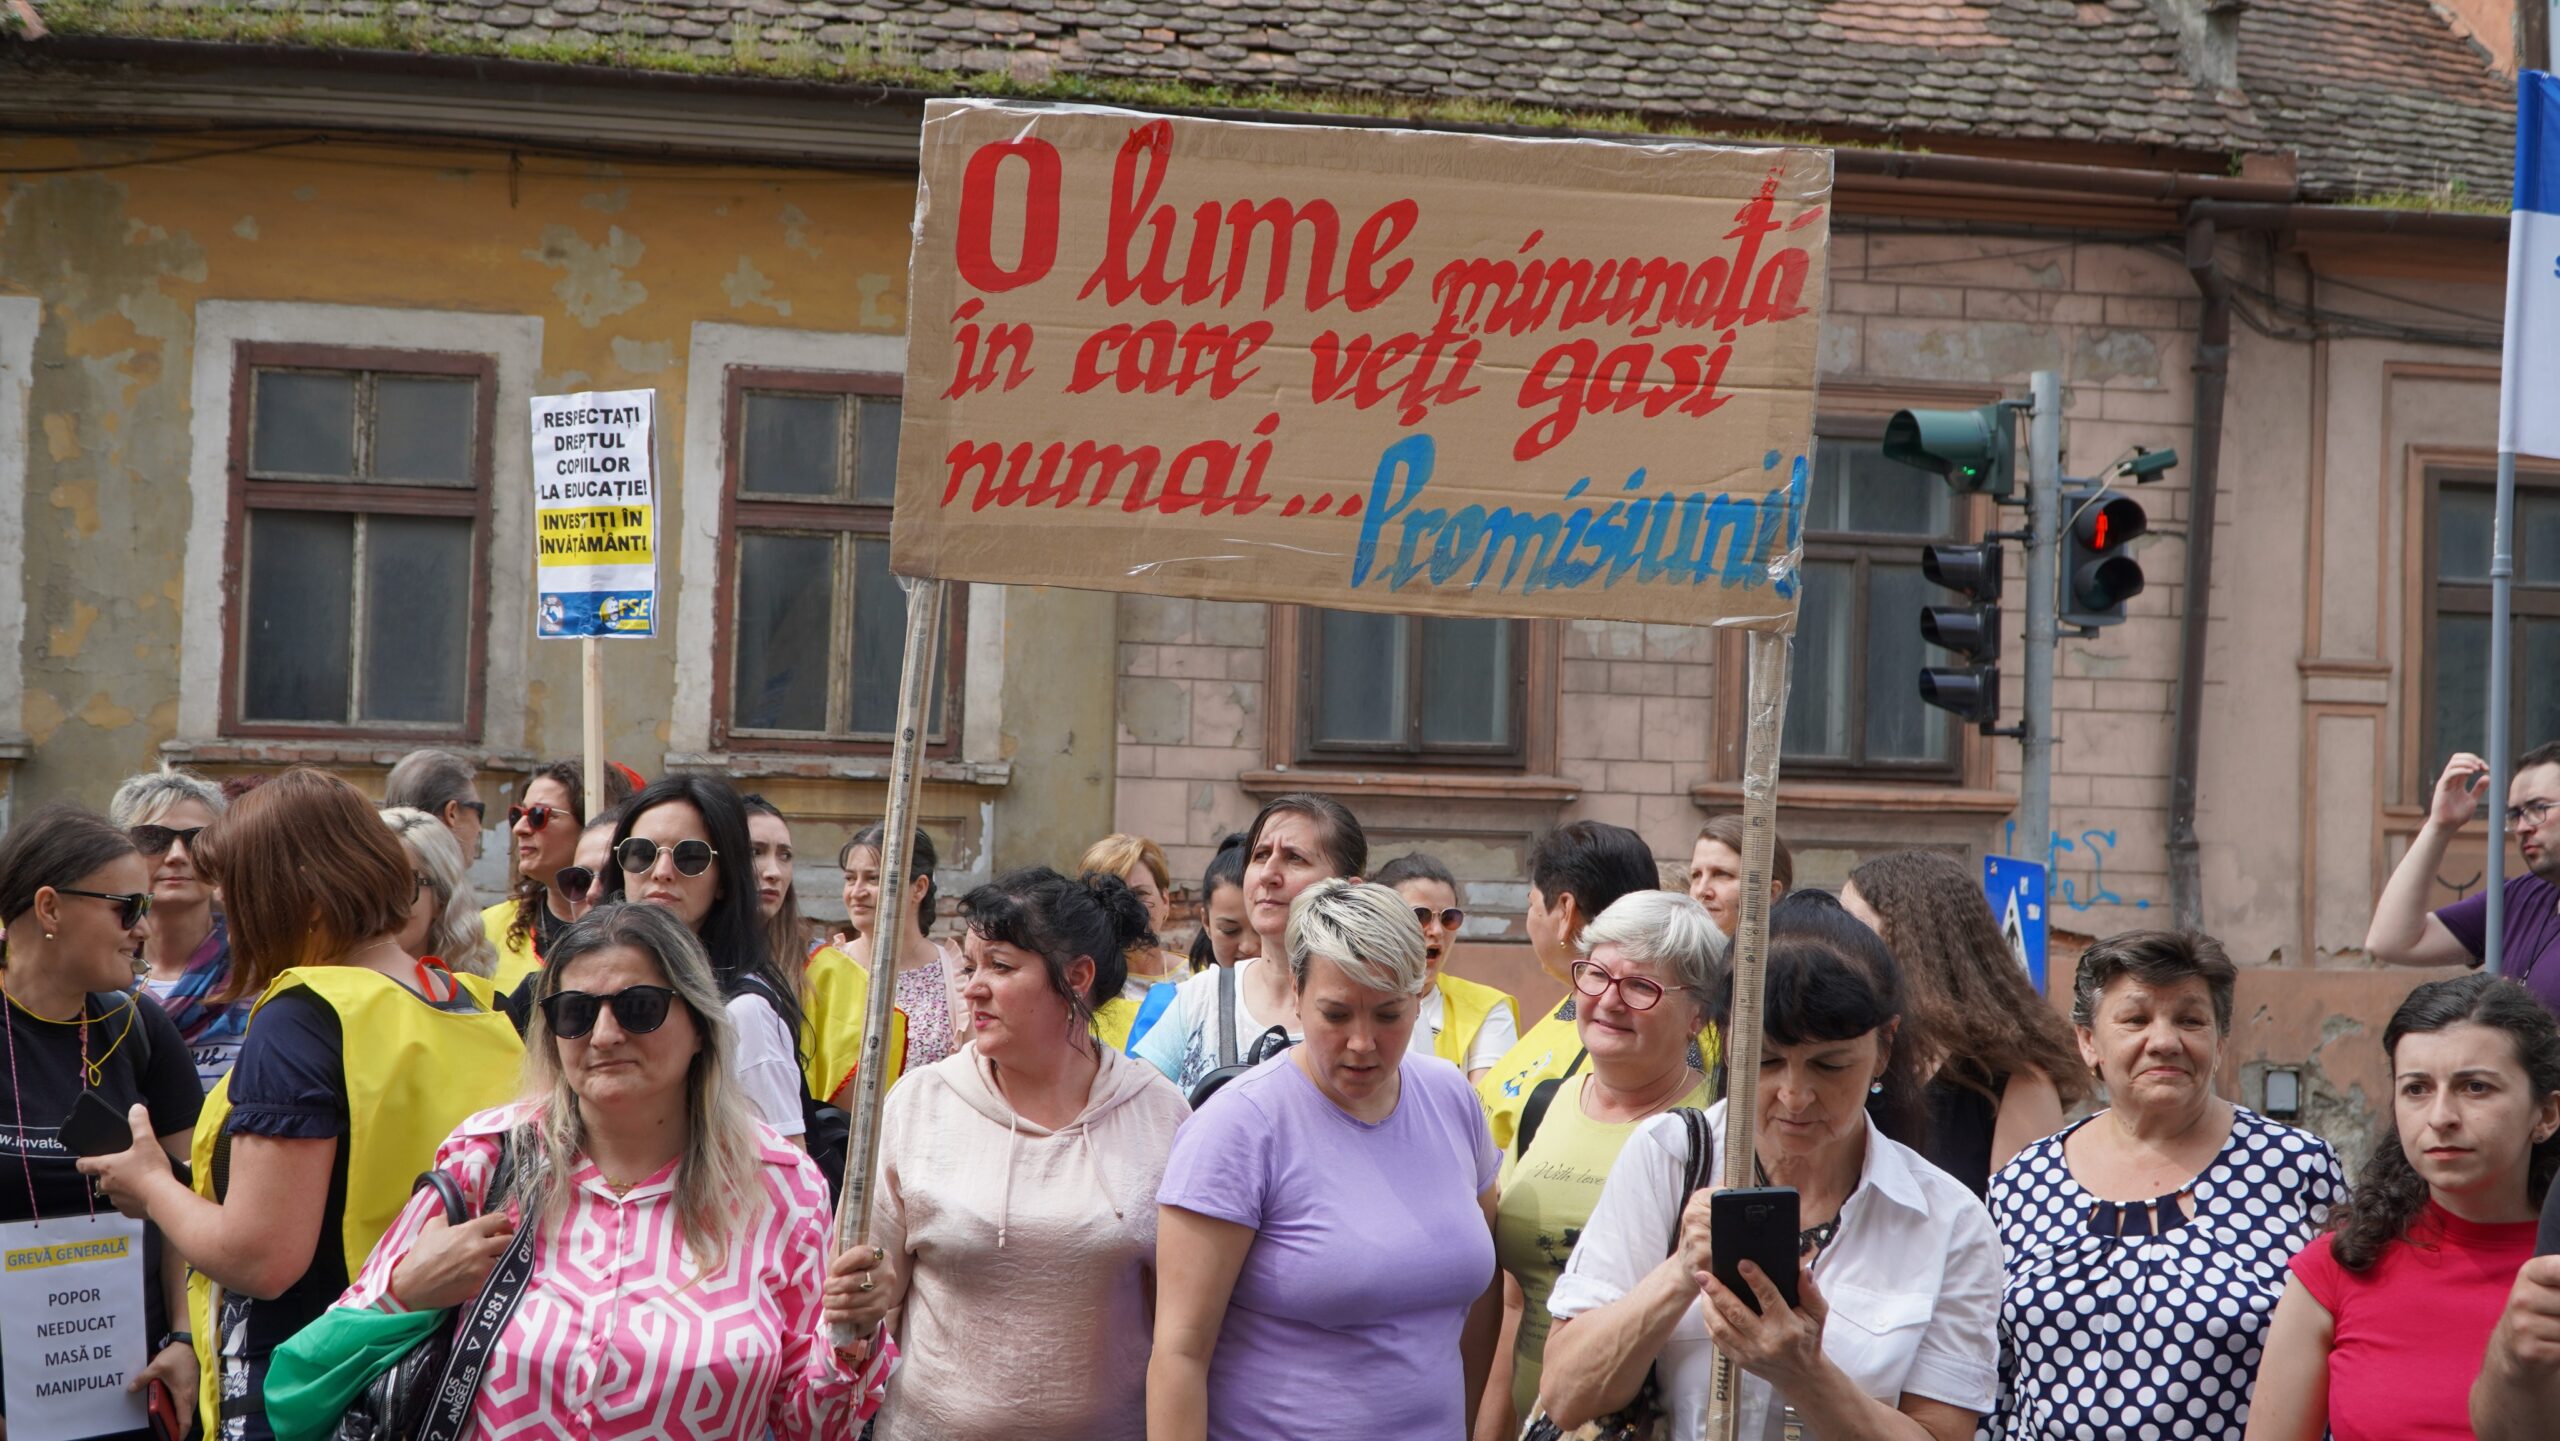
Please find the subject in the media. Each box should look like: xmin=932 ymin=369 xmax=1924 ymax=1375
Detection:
xmin=2004 ymin=822 xmax=2157 ymax=913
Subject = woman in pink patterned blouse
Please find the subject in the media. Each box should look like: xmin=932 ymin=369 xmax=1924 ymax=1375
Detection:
xmin=338 ymin=902 xmax=892 ymax=1440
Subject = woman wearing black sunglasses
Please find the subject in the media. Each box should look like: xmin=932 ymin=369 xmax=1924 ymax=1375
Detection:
xmin=110 ymin=765 xmax=251 ymax=1089
xmin=332 ymin=901 xmax=891 ymax=1437
xmin=0 ymin=803 xmax=203 ymax=1441
xmin=599 ymin=777 xmax=811 ymax=1149
xmin=482 ymin=760 xmax=635 ymax=992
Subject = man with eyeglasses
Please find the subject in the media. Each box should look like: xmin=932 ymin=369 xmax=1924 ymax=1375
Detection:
xmin=2367 ymin=740 xmax=2560 ymax=1010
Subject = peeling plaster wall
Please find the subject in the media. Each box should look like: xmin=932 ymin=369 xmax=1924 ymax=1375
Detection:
xmin=0 ymin=134 xmax=916 ymax=806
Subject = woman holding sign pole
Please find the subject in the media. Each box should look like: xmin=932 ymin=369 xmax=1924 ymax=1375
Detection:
xmin=0 ymin=804 xmax=202 ymax=1441
xmin=1537 ymin=891 xmax=2000 ymax=1441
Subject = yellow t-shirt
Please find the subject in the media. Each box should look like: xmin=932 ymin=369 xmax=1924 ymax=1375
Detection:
xmin=480 ymin=899 xmax=542 ymax=992
xmin=1494 ymin=1070 xmax=1717 ymax=1420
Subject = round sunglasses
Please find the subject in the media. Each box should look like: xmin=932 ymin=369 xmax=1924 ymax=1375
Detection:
xmin=615 ymin=837 xmax=717 ymax=877
xmin=540 ymin=984 xmax=678 ymax=1040
xmin=1411 ymin=905 xmax=1466 ymax=931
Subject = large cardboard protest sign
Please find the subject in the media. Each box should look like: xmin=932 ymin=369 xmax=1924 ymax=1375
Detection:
xmin=893 ymin=100 xmax=1829 ymax=630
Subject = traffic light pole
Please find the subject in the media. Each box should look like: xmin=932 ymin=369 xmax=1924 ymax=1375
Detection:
xmin=2020 ymin=370 xmax=2060 ymax=872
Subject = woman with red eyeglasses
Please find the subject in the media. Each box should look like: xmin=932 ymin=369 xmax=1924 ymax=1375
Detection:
xmin=480 ymin=760 xmax=636 ymax=990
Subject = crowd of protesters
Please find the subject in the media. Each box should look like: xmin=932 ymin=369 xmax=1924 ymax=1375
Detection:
xmin=0 ymin=745 xmax=2556 ymax=1440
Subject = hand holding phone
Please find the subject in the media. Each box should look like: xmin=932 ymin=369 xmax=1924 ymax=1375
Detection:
xmin=1710 ymin=1186 xmax=1801 ymax=1315
xmin=57 ymin=1089 xmax=135 ymax=1159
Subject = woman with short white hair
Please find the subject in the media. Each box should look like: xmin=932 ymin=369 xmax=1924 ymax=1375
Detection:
xmin=1485 ymin=889 xmax=1724 ymax=1437
xmin=381 ymin=807 xmax=502 ymax=977
xmin=110 ymin=764 xmax=247 ymax=1086
xmin=1150 ymin=879 xmax=1502 ymax=1441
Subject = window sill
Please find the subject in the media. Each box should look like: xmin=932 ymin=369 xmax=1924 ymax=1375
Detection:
xmin=163 ymin=738 xmax=537 ymax=770
xmin=1689 ymin=779 xmax=2017 ymax=815
xmin=662 ymin=751 xmax=1013 ymax=788
xmin=1239 ymin=768 xmax=1581 ymax=802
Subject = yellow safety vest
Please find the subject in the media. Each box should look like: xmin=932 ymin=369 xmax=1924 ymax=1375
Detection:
xmin=1094 ymin=994 xmax=1142 ymax=1056
xmin=187 ymin=966 xmax=524 ymax=1431
xmin=1476 ymin=998 xmax=1722 ymax=1152
xmin=1432 ymin=972 xmax=1520 ymax=1069
xmin=480 ymin=899 xmax=542 ymax=992
xmin=801 ymin=945 xmax=907 ymax=1104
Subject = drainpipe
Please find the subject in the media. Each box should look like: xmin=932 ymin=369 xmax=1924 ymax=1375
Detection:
xmin=2167 ymin=212 xmax=2231 ymax=931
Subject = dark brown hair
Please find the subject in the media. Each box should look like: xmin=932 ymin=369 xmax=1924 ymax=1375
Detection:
xmin=1848 ymin=850 xmax=2088 ymax=1107
xmin=0 ymin=804 xmax=140 ymax=931
xmin=2070 ymin=929 xmax=2239 ymax=1035
xmin=1697 ymin=814 xmax=1796 ymax=893
xmin=1244 ymin=793 xmax=1366 ymax=881
xmin=508 ymin=759 xmax=637 ymax=952
xmin=2329 ymin=973 xmax=2560 ymax=1271
xmin=197 ymin=768 xmax=416 ymax=1001
xmin=1759 ymin=889 xmax=1932 ymax=1150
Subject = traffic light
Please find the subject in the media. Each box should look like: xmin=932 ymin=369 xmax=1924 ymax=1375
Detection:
xmin=1883 ymin=402 xmax=2018 ymax=498
xmin=1918 ymin=540 xmax=2003 ymax=729
xmin=2059 ymin=483 xmax=2148 ymax=628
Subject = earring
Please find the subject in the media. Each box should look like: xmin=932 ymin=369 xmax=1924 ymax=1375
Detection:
xmin=1869 ymin=1079 xmax=1883 ymax=1095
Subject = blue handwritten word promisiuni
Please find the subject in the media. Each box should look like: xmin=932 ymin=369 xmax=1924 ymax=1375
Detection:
xmin=1350 ymin=439 xmax=1806 ymax=598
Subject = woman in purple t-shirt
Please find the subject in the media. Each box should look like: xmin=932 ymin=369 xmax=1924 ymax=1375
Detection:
xmin=1151 ymin=879 xmax=1503 ymax=1441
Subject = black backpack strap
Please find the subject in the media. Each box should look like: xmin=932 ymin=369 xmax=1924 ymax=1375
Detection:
xmin=1665 ymin=1106 xmax=1712 ymax=1255
xmin=1512 ymin=1047 xmax=1590 ymax=1160
xmin=1216 ymin=964 xmax=1238 ymax=1070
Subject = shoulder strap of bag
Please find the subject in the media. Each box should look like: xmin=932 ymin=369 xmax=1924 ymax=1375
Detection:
xmin=417 ymin=1135 xmax=536 ymax=1441
xmin=1512 ymin=1047 xmax=1591 ymax=1160
xmin=1216 ymin=964 xmax=1238 ymax=1069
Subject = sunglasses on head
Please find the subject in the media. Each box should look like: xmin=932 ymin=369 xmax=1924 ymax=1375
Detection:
xmin=554 ymin=865 xmax=598 ymax=901
xmin=509 ymin=803 xmax=562 ymax=831
xmin=58 ymin=889 xmax=154 ymax=930
xmin=540 ymin=985 xmax=678 ymax=1040
xmin=130 ymin=825 xmax=205 ymax=858
xmin=1412 ymin=905 xmax=1466 ymax=931
xmin=615 ymin=837 xmax=716 ymax=877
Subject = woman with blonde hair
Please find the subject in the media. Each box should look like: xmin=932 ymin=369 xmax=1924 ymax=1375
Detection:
xmin=381 ymin=806 xmax=500 ymax=977
xmin=324 ymin=902 xmax=890 ymax=1437
xmin=110 ymin=765 xmax=250 ymax=1086
xmin=1082 ymin=832 xmax=1189 ymax=998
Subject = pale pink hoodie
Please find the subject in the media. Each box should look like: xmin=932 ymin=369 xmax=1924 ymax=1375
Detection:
xmin=868 ymin=1042 xmax=1189 ymax=1441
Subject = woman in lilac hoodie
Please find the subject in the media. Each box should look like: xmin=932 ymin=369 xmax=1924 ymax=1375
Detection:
xmin=834 ymin=866 xmax=1190 ymax=1441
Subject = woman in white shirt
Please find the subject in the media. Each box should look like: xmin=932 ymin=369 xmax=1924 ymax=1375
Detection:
xmin=1538 ymin=890 xmax=2000 ymax=1441
xmin=599 ymin=775 xmax=812 ymax=1141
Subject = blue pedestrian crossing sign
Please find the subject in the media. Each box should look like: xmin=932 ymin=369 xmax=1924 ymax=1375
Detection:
xmin=1983 ymin=855 xmax=2048 ymax=994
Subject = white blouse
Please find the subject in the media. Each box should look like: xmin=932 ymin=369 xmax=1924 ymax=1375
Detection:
xmin=1547 ymin=1100 xmax=2003 ymax=1441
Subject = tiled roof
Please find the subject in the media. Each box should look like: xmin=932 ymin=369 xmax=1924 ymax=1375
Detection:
xmin=41 ymin=0 xmax=2516 ymax=201
xmin=2239 ymin=0 xmax=2514 ymax=200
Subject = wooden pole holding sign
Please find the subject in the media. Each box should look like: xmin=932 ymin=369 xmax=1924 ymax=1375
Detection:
xmin=831 ymin=575 xmax=946 ymax=1342
xmin=581 ymin=637 xmax=604 ymax=820
xmin=1705 ymin=629 xmax=1794 ymax=1441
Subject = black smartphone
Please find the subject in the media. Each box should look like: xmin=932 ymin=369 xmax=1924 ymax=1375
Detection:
xmin=1711 ymin=1186 xmax=1801 ymax=1315
xmin=57 ymin=1089 xmax=133 ymax=1158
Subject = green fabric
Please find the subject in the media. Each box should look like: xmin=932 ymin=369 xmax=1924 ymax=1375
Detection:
xmin=262 ymin=1305 xmax=446 ymax=1441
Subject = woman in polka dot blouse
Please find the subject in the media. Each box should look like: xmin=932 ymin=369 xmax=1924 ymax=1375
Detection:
xmin=1983 ymin=931 xmax=2344 ymax=1440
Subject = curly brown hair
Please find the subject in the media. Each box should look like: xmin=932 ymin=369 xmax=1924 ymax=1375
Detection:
xmin=507 ymin=760 xmax=635 ymax=953
xmin=1846 ymin=850 xmax=2089 ymax=1108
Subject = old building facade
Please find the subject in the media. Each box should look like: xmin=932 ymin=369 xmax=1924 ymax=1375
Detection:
xmin=0 ymin=0 xmax=2531 ymax=1155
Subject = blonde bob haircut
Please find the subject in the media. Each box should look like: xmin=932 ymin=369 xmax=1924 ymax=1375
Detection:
xmin=513 ymin=901 xmax=766 ymax=1272
xmin=1079 ymin=832 xmax=1172 ymax=896
xmin=1284 ymin=878 xmax=1430 ymax=998
xmin=380 ymin=807 xmax=499 ymax=977
xmin=1578 ymin=889 xmax=1728 ymax=1017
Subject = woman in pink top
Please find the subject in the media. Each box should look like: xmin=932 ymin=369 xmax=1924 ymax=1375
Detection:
xmin=833 ymin=867 xmax=1190 ymax=1441
xmin=339 ymin=902 xmax=890 ymax=1440
xmin=2247 ymin=973 xmax=2560 ymax=1441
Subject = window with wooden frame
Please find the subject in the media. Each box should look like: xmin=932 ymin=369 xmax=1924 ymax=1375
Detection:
xmin=1781 ymin=413 xmax=1969 ymax=780
xmin=1291 ymin=608 xmax=1530 ymax=768
xmin=715 ymin=368 xmax=960 ymax=752
xmin=224 ymin=345 xmax=493 ymax=739
xmin=2424 ymin=464 xmax=2560 ymax=779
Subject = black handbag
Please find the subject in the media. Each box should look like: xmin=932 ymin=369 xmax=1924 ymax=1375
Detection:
xmin=335 ymin=1142 xmax=534 ymax=1441
xmin=1518 ymin=1107 xmax=1712 ymax=1441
